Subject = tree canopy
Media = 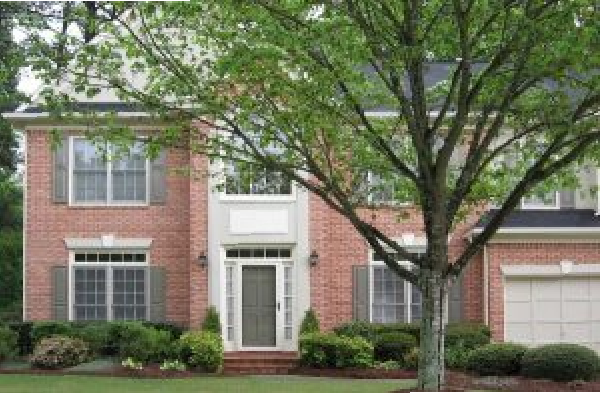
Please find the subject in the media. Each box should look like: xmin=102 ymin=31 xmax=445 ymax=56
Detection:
xmin=20 ymin=1 xmax=600 ymax=389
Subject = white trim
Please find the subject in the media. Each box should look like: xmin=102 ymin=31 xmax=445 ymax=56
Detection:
xmin=472 ymin=227 xmax=600 ymax=234
xmin=223 ymin=249 xmax=294 ymax=351
xmin=501 ymin=262 xmax=600 ymax=277
xmin=3 ymin=111 xmax=153 ymax=119
xmin=68 ymin=136 xmax=150 ymax=207
xmin=483 ymin=244 xmax=489 ymax=326
xmin=64 ymin=237 xmax=153 ymax=250
xmin=22 ymin=132 xmax=27 ymax=321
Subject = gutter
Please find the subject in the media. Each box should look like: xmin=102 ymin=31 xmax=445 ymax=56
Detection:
xmin=471 ymin=227 xmax=600 ymax=234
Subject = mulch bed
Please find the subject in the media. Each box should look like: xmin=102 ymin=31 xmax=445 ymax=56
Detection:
xmin=292 ymin=366 xmax=417 ymax=379
xmin=390 ymin=371 xmax=600 ymax=392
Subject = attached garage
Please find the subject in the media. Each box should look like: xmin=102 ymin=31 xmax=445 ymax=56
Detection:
xmin=503 ymin=265 xmax=600 ymax=352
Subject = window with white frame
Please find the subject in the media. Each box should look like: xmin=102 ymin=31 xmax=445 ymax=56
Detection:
xmin=71 ymin=251 xmax=148 ymax=321
xmin=371 ymin=251 xmax=422 ymax=323
xmin=224 ymin=161 xmax=291 ymax=196
xmin=521 ymin=191 xmax=559 ymax=209
xmin=71 ymin=138 xmax=148 ymax=204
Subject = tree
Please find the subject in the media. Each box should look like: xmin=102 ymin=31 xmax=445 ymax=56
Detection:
xmin=22 ymin=1 xmax=600 ymax=389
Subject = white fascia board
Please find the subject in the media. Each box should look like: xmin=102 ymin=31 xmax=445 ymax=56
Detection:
xmin=501 ymin=263 xmax=600 ymax=277
xmin=2 ymin=111 xmax=152 ymax=119
xmin=471 ymin=227 xmax=600 ymax=234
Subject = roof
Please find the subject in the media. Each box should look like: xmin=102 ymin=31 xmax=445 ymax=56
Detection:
xmin=474 ymin=209 xmax=600 ymax=230
xmin=21 ymin=102 xmax=147 ymax=114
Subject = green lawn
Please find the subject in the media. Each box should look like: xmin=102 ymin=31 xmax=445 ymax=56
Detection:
xmin=0 ymin=375 xmax=414 ymax=393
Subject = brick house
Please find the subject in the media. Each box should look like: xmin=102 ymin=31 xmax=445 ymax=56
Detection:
xmin=7 ymin=70 xmax=600 ymax=354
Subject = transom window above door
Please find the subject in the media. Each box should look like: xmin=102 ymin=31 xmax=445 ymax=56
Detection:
xmin=71 ymin=138 xmax=148 ymax=205
xmin=224 ymin=161 xmax=292 ymax=196
xmin=225 ymin=247 xmax=292 ymax=259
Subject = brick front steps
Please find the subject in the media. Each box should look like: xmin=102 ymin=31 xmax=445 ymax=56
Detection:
xmin=223 ymin=352 xmax=298 ymax=375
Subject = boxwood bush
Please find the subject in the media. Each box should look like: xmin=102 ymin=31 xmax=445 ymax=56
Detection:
xmin=115 ymin=322 xmax=173 ymax=363
xmin=201 ymin=306 xmax=222 ymax=336
xmin=521 ymin=344 xmax=600 ymax=382
xmin=177 ymin=330 xmax=223 ymax=372
xmin=467 ymin=343 xmax=527 ymax=376
xmin=373 ymin=331 xmax=417 ymax=362
xmin=445 ymin=323 xmax=490 ymax=349
xmin=445 ymin=345 xmax=472 ymax=370
xmin=299 ymin=309 xmax=320 ymax=335
xmin=30 ymin=336 xmax=90 ymax=369
xmin=299 ymin=332 xmax=374 ymax=368
xmin=0 ymin=325 xmax=18 ymax=362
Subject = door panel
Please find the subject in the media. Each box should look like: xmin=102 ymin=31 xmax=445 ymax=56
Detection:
xmin=242 ymin=266 xmax=276 ymax=347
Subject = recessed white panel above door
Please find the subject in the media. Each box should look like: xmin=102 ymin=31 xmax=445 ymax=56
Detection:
xmin=229 ymin=209 xmax=289 ymax=235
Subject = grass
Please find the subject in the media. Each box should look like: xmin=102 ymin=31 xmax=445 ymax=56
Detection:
xmin=0 ymin=374 xmax=415 ymax=393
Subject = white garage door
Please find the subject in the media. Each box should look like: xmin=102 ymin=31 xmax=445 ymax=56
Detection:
xmin=505 ymin=276 xmax=600 ymax=352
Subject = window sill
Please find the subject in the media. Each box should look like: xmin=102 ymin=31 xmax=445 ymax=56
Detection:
xmin=67 ymin=203 xmax=150 ymax=209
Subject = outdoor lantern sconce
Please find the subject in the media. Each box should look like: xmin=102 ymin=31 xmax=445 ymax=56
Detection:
xmin=309 ymin=250 xmax=319 ymax=267
xmin=198 ymin=252 xmax=208 ymax=268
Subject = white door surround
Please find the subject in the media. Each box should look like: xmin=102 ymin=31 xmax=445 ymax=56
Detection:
xmin=220 ymin=247 xmax=295 ymax=352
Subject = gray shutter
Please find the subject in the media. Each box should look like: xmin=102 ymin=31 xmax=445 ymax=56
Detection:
xmin=560 ymin=189 xmax=576 ymax=209
xmin=149 ymin=150 xmax=167 ymax=204
xmin=352 ymin=265 xmax=370 ymax=321
xmin=51 ymin=266 xmax=68 ymax=321
xmin=447 ymin=274 xmax=464 ymax=322
xmin=52 ymin=137 xmax=69 ymax=203
xmin=149 ymin=266 xmax=166 ymax=322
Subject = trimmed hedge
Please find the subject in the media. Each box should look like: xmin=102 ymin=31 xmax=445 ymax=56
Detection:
xmin=177 ymin=330 xmax=223 ymax=372
xmin=445 ymin=346 xmax=472 ymax=370
xmin=30 ymin=336 xmax=90 ymax=369
xmin=333 ymin=321 xmax=489 ymax=349
xmin=373 ymin=331 xmax=417 ymax=362
xmin=521 ymin=344 xmax=600 ymax=382
xmin=299 ymin=332 xmax=374 ymax=368
xmin=467 ymin=343 xmax=527 ymax=376
xmin=115 ymin=322 xmax=173 ymax=363
xmin=7 ymin=321 xmax=183 ymax=356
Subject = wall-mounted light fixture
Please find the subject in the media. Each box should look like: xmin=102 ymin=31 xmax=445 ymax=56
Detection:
xmin=309 ymin=250 xmax=319 ymax=267
xmin=198 ymin=252 xmax=208 ymax=268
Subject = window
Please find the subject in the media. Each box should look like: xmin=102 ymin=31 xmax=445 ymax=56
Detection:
xmin=225 ymin=247 xmax=292 ymax=259
xmin=224 ymin=161 xmax=291 ymax=196
xmin=71 ymin=251 xmax=148 ymax=321
xmin=521 ymin=191 xmax=560 ymax=209
xmin=71 ymin=138 xmax=148 ymax=204
xmin=371 ymin=251 xmax=422 ymax=323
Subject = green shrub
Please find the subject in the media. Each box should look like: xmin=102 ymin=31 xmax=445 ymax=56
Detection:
xmin=299 ymin=332 xmax=374 ymax=368
xmin=116 ymin=322 xmax=173 ymax=363
xmin=403 ymin=347 xmax=419 ymax=370
xmin=375 ymin=323 xmax=421 ymax=342
xmin=143 ymin=322 xmax=185 ymax=339
xmin=202 ymin=306 xmax=222 ymax=336
xmin=70 ymin=323 xmax=112 ymax=356
xmin=30 ymin=336 xmax=89 ymax=369
xmin=445 ymin=323 xmax=490 ymax=349
xmin=521 ymin=344 xmax=600 ymax=382
xmin=0 ymin=325 xmax=18 ymax=362
xmin=299 ymin=309 xmax=320 ymax=335
xmin=467 ymin=343 xmax=527 ymax=375
xmin=373 ymin=332 xmax=417 ymax=362
xmin=177 ymin=330 xmax=223 ymax=372
xmin=445 ymin=346 xmax=472 ymax=370
xmin=333 ymin=321 xmax=377 ymax=342
xmin=31 ymin=322 xmax=74 ymax=344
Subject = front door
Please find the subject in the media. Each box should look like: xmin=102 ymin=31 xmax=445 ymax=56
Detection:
xmin=242 ymin=266 xmax=277 ymax=347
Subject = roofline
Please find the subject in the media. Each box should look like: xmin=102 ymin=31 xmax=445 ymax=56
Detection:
xmin=471 ymin=227 xmax=600 ymax=234
xmin=3 ymin=111 xmax=152 ymax=119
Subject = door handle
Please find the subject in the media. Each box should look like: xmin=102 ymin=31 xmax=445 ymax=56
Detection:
xmin=277 ymin=302 xmax=280 ymax=312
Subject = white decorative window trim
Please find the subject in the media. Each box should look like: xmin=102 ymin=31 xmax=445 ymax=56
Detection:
xmin=69 ymin=250 xmax=150 ymax=321
xmin=501 ymin=262 xmax=600 ymax=277
xmin=521 ymin=191 xmax=560 ymax=210
xmin=68 ymin=136 xmax=150 ymax=207
xmin=64 ymin=236 xmax=153 ymax=250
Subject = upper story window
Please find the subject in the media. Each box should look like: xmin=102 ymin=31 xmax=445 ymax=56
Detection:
xmin=224 ymin=161 xmax=292 ymax=196
xmin=71 ymin=138 xmax=148 ymax=205
xmin=521 ymin=191 xmax=560 ymax=209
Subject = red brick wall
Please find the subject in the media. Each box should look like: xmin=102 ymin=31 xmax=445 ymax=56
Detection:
xmin=487 ymin=242 xmax=600 ymax=341
xmin=25 ymin=130 xmax=207 ymax=325
xmin=308 ymin=193 xmax=485 ymax=331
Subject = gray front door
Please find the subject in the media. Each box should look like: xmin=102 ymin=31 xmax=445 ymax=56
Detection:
xmin=242 ymin=266 xmax=277 ymax=347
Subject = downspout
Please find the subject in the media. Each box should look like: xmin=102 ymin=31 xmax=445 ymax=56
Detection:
xmin=483 ymin=244 xmax=489 ymax=326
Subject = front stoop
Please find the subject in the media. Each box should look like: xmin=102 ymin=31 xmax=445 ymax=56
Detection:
xmin=223 ymin=351 xmax=298 ymax=375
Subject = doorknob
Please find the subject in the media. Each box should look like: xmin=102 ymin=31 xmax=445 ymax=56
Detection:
xmin=277 ymin=302 xmax=280 ymax=311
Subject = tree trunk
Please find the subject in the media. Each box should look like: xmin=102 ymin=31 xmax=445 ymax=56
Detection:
xmin=417 ymin=269 xmax=447 ymax=391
